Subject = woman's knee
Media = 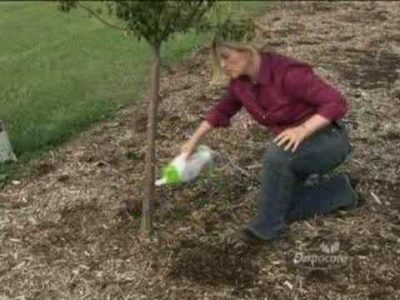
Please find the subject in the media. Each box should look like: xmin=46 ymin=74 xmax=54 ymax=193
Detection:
xmin=263 ymin=143 xmax=291 ymax=168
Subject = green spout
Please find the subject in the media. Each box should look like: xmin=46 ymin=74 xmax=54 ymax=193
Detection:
xmin=163 ymin=164 xmax=182 ymax=185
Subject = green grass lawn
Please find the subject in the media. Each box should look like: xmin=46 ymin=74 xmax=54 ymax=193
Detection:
xmin=0 ymin=1 xmax=269 ymax=174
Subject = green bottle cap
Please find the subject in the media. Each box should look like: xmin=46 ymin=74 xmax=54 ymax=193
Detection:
xmin=163 ymin=164 xmax=182 ymax=185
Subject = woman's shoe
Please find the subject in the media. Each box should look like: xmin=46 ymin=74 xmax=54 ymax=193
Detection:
xmin=343 ymin=172 xmax=363 ymax=208
xmin=237 ymin=227 xmax=283 ymax=246
xmin=239 ymin=228 xmax=264 ymax=244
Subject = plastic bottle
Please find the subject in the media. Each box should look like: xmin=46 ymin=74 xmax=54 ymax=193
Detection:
xmin=155 ymin=145 xmax=214 ymax=186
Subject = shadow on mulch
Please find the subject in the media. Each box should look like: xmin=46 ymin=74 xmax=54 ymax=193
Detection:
xmin=167 ymin=238 xmax=263 ymax=295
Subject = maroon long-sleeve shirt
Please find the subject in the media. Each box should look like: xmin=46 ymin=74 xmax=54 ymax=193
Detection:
xmin=204 ymin=51 xmax=349 ymax=136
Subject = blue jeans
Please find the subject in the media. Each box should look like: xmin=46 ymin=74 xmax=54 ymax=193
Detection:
xmin=246 ymin=120 xmax=357 ymax=240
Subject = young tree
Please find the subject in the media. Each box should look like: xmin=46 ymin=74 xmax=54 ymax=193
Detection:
xmin=58 ymin=1 xmax=264 ymax=238
xmin=59 ymin=1 xmax=215 ymax=237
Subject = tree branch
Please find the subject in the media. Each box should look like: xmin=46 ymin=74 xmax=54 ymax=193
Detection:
xmin=77 ymin=2 xmax=127 ymax=31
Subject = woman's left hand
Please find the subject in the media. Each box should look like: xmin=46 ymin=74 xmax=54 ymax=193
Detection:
xmin=273 ymin=125 xmax=309 ymax=152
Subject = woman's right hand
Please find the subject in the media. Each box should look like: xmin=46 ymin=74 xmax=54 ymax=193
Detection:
xmin=180 ymin=139 xmax=198 ymax=160
xmin=180 ymin=121 xmax=213 ymax=160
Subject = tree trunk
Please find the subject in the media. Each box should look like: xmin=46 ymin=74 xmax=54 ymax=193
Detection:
xmin=141 ymin=42 xmax=161 ymax=237
xmin=0 ymin=120 xmax=17 ymax=163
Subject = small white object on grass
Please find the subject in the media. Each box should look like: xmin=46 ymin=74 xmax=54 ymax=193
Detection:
xmin=0 ymin=120 xmax=17 ymax=163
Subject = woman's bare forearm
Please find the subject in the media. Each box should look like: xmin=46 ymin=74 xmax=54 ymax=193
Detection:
xmin=181 ymin=121 xmax=213 ymax=156
xmin=300 ymin=114 xmax=331 ymax=138
xmin=190 ymin=120 xmax=213 ymax=144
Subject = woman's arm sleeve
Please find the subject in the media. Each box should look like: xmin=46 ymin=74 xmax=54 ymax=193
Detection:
xmin=204 ymin=84 xmax=243 ymax=128
xmin=282 ymin=65 xmax=349 ymax=121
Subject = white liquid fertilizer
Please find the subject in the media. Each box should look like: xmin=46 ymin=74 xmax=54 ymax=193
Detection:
xmin=155 ymin=145 xmax=214 ymax=186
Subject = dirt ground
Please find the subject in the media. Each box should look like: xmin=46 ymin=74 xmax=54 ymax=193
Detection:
xmin=1 ymin=1 xmax=399 ymax=299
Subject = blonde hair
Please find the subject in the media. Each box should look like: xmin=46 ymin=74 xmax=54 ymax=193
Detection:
xmin=209 ymin=40 xmax=262 ymax=86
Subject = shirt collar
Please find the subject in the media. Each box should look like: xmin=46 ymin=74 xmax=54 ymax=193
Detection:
xmin=253 ymin=51 xmax=272 ymax=86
